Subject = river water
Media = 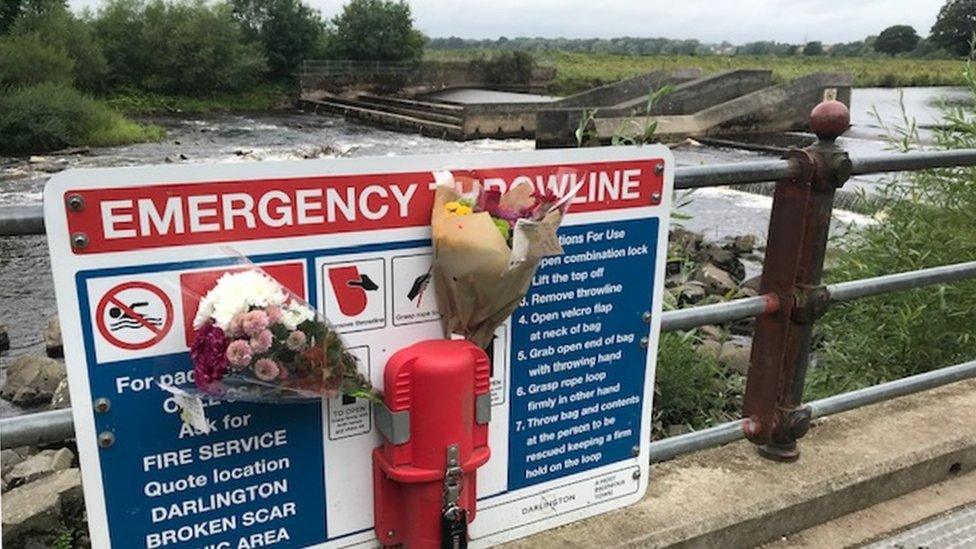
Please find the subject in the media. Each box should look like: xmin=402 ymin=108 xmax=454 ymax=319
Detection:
xmin=0 ymin=86 xmax=967 ymax=416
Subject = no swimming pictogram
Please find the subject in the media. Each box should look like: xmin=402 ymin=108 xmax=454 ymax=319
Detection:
xmin=95 ymin=281 xmax=174 ymax=350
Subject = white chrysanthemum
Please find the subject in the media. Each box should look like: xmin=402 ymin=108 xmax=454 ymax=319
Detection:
xmin=280 ymin=302 xmax=315 ymax=330
xmin=193 ymin=270 xmax=287 ymax=330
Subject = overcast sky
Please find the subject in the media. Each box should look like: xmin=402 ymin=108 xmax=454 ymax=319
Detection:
xmin=67 ymin=0 xmax=946 ymax=44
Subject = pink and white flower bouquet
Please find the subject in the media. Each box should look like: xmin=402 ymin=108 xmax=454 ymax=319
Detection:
xmin=188 ymin=267 xmax=376 ymax=402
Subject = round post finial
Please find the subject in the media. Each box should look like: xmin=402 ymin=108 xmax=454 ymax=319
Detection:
xmin=810 ymin=100 xmax=850 ymax=141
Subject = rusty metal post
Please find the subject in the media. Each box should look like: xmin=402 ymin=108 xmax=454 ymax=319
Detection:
xmin=742 ymin=100 xmax=852 ymax=461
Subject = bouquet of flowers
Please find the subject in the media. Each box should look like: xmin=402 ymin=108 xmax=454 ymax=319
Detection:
xmin=188 ymin=267 xmax=377 ymax=403
xmin=430 ymin=170 xmax=577 ymax=347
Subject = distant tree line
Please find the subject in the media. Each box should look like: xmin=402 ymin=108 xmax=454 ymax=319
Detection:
xmin=430 ymin=1 xmax=976 ymax=60
xmin=428 ymin=36 xmax=711 ymax=56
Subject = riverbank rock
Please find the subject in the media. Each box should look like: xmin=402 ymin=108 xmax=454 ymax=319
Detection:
xmin=4 ymin=448 xmax=74 ymax=488
xmin=44 ymin=315 xmax=63 ymax=359
xmin=50 ymin=378 xmax=71 ymax=409
xmin=695 ymin=263 xmax=737 ymax=295
xmin=1 ymin=468 xmax=83 ymax=545
xmin=1 ymin=356 xmax=66 ymax=406
xmin=0 ymin=322 xmax=9 ymax=352
xmin=718 ymin=341 xmax=752 ymax=375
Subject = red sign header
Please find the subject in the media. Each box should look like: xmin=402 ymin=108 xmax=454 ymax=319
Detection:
xmin=65 ymin=160 xmax=664 ymax=254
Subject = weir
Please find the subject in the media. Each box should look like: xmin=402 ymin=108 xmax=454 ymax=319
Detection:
xmin=297 ymin=67 xmax=852 ymax=145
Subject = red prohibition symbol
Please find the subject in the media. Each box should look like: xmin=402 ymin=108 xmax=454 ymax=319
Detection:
xmin=96 ymin=281 xmax=174 ymax=350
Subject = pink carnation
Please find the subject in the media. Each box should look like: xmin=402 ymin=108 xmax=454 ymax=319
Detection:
xmin=266 ymin=305 xmax=283 ymax=323
xmin=226 ymin=339 xmax=253 ymax=369
xmin=286 ymin=330 xmax=307 ymax=351
xmin=250 ymin=329 xmax=273 ymax=353
xmin=253 ymin=358 xmax=280 ymax=381
xmin=241 ymin=310 xmax=269 ymax=337
xmin=228 ymin=313 xmax=245 ymax=337
xmin=278 ymin=366 xmax=289 ymax=380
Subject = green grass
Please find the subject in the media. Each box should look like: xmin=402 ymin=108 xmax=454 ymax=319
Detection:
xmin=104 ymin=85 xmax=292 ymax=115
xmin=426 ymin=50 xmax=968 ymax=95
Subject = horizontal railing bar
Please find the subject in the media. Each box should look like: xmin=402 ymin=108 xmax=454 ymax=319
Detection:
xmin=850 ymin=149 xmax=976 ymax=176
xmin=809 ymin=359 xmax=976 ymax=418
xmin=0 ymin=408 xmax=73 ymax=450
xmin=828 ymin=260 xmax=976 ymax=302
xmin=0 ymin=204 xmax=44 ymax=237
xmin=5 ymin=362 xmax=976 ymax=452
xmin=5 ymin=149 xmax=976 ymax=237
xmin=661 ymin=294 xmax=778 ymax=332
xmin=674 ymin=160 xmax=792 ymax=189
xmin=646 ymin=420 xmax=745 ymax=463
xmin=649 ymin=358 xmax=976 ymax=463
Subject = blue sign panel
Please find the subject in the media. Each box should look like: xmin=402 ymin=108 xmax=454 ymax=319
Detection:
xmin=508 ymin=218 xmax=658 ymax=490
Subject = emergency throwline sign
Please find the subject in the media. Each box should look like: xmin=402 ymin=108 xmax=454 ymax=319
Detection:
xmin=44 ymin=147 xmax=673 ymax=549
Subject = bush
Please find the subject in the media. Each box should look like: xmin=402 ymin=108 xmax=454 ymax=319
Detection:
xmin=94 ymin=0 xmax=267 ymax=95
xmin=652 ymin=332 xmax=742 ymax=437
xmin=0 ymin=33 xmax=74 ymax=87
xmin=0 ymin=83 xmax=164 ymax=154
xmin=469 ymin=51 xmax=536 ymax=85
xmin=811 ymin=61 xmax=976 ymax=399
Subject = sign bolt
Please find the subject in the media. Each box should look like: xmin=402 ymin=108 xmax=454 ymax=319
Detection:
xmin=66 ymin=194 xmax=85 ymax=211
xmin=97 ymin=431 xmax=115 ymax=448
xmin=387 ymin=530 xmax=395 ymax=538
xmin=641 ymin=311 xmax=652 ymax=323
xmin=71 ymin=232 xmax=89 ymax=249
xmin=654 ymin=163 xmax=664 ymax=174
xmin=632 ymin=469 xmax=641 ymax=480
xmin=93 ymin=398 xmax=111 ymax=413
xmin=631 ymin=446 xmax=640 ymax=457
xmin=651 ymin=192 xmax=662 ymax=204
xmin=639 ymin=336 xmax=649 ymax=348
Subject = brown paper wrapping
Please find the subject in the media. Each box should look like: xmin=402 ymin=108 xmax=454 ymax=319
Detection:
xmin=431 ymin=183 xmax=564 ymax=348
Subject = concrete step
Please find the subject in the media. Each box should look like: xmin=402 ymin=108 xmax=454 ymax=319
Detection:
xmin=297 ymin=98 xmax=464 ymax=140
xmin=357 ymin=94 xmax=465 ymax=116
xmin=348 ymin=95 xmax=464 ymax=125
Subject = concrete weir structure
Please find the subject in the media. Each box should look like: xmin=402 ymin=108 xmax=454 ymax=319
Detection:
xmin=296 ymin=88 xmax=561 ymax=140
xmin=536 ymin=70 xmax=854 ymax=148
xmin=296 ymin=67 xmax=852 ymax=145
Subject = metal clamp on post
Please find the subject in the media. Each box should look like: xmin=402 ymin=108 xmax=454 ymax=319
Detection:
xmin=792 ymin=284 xmax=832 ymax=325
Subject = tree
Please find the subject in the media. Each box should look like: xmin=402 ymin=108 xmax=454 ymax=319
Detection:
xmin=803 ymin=41 xmax=824 ymax=56
xmin=874 ymin=25 xmax=920 ymax=55
xmin=931 ymin=0 xmax=976 ymax=56
xmin=232 ymin=0 xmax=326 ymax=80
xmin=326 ymin=0 xmax=425 ymax=61
xmin=11 ymin=5 xmax=108 ymax=91
xmin=94 ymin=0 xmax=267 ymax=94
xmin=1 ymin=0 xmax=66 ymax=34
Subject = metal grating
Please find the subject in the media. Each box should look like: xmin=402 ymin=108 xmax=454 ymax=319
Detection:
xmin=865 ymin=504 xmax=976 ymax=549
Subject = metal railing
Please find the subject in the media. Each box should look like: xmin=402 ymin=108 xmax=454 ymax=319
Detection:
xmin=2 ymin=101 xmax=976 ymax=464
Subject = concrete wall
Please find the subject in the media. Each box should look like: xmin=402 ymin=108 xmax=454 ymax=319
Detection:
xmin=535 ymin=68 xmax=704 ymax=148
xmin=588 ymin=72 xmax=854 ymax=143
xmin=643 ymin=69 xmax=773 ymax=115
xmin=462 ymin=103 xmax=545 ymax=138
xmin=553 ymin=68 xmax=702 ymax=108
xmin=703 ymin=72 xmax=853 ymax=135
